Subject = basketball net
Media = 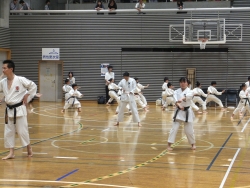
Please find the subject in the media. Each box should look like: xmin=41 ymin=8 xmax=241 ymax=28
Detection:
xmin=198 ymin=38 xmax=208 ymax=50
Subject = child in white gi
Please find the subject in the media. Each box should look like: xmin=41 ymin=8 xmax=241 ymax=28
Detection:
xmin=205 ymin=81 xmax=226 ymax=111
xmin=168 ymin=77 xmax=196 ymax=151
xmin=114 ymin=72 xmax=141 ymax=127
xmin=134 ymin=77 xmax=149 ymax=106
xmin=162 ymin=82 xmax=175 ymax=110
xmin=192 ymin=81 xmax=208 ymax=114
xmin=162 ymin=77 xmax=169 ymax=106
xmin=231 ymin=83 xmax=250 ymax=119
xmin=62 ymin=83 xmax=83 ymax=113
xmin=106 ymin=78 xmax=121 ymax=106
xmin=0 ymin=60 xmax=37 ymax=160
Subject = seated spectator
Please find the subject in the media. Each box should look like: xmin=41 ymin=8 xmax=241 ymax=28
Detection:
xmin=19 ymin=0 xmax=31 ymax=10
xmin=95 ymin=0 xmax=105 ymax=11
xmin=135 ymin=0 xmax=145 ymax=14
xmin=108 ymin=0 xmax=117 ymax=11
xmin=177 ymin=0 xmax=183 ymax=10
xmin=45 ymin=0 xmax=50 ymax=10
xmin=10 ymin=0 xmax=18 ymax=10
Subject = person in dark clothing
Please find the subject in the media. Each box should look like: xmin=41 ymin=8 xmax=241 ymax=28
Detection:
xmin=177 ymin=0 xmax=183 ymax=9
xmin=95 ymin=0 xmax=104 ymax=11
xmin=108 ymin=0 xmax=117 ymax=11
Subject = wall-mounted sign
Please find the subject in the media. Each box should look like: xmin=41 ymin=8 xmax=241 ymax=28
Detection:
xmin=42 ymin=48 xmax=60 ymax=60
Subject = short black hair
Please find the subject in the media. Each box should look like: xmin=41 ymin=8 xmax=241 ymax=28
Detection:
xmin=65 ymin=78 xmax=70 ymax=84
xmin=72 ymin=83 xmax=78 ymax=88
xmin=196 ymin=81 xmax=201 ymax=87
xmin=3 ymin=60 xmax=15 ymax=72
xmin=134 ymin=77 xmax=138 ymax=81
xmin=248 ymin=76 xmax=250 ymax=80
xmin=179 ymin=77 xmax=188 ymax=83
xmin=68 ymin=71 xmax=74 ymax=77
xmin=19 ymin=0 xmax=24 ymax=4
xmin=211 ymin=81 xmax=217 ymax=85
xmin=123 ymin=72 xmax=129 ymax=77
xmin=167 ymin=82 xmax=172 ymax=88
xmin=108 ymin=78 xmax=113 ymax=82
xmin=164 ymin=77 xmax=169 ymax=82
xmin=46 ymin=0 xmax=50 ymax=3
xmin=107 ymin=65 xmax=113 ymax=70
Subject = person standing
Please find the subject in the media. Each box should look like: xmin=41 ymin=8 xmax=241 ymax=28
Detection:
xmin=19 ymin=0 xmax=31 ymax=10
xmin=45 ymin=0 xmax=50 ymax=10
xmin=114 ymin=72 xmax=141 ymax=127
xmin=105 ymin=65 xmax=114 ymax=103
xmin=245 ymin=76 xmax=250 ymax=88
xmin=167 ymin=77 xmax=196 ymax=151
xmin=10 ymin=0 xmax=18 ymax=10
xmin=67 ymin=72 xmax=75 ymax=86
xmin=162 ymin=77 xmax=169 ymax=106
xmin=0 ymin=60 xmax=37 ymax=160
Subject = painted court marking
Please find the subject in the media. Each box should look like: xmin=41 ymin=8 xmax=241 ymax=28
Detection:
xmin=219 ymin=148 xmax=241 ymax=188
xmin=56 ymin=169 xmax=79 ymax=181
xmin=0 ymin=179 xmax=137 ymax=188
xmin=61 ymin=136 xmax=187 ymax=187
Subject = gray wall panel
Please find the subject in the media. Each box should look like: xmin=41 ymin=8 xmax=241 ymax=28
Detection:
xmin=0 ymin=27 xmax=10 ymax=48
xmin=9 ymin=12 xmax=250 ymax=101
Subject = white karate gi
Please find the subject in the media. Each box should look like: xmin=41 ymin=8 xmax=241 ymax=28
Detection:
xmin=205 ymin=86 xmax=224 ymax=108
xmin=62 ymin=84 xmax=72 ymax=101
xmin=107 ymin=83 xmax=121 ymax=104
xmin=245 ymin=81 xmax=250 ymax=88
xmin=233 ymin=90 xmax=250 ymax=115
xmin=117 ymin=78 xmax=140 ymax=123
xmin=163 ymin=88 xmax=175 ymax=108
xmin=0 ymin=75 xmax=37 ymax=148
xmin=192 ymin=87 xmax=207 ymax=111
xmin=137 ymin=83 xmax=147 ymax=105
xmin=168 ymin=87 xmax=195 ymax=145
xmin=134 ymin=87 xmax=146 ymax=109
xmin=67 ymin=77 xmax=75 ymax=86
xmin=162 ymin=82 xmax=168 ymax=105
xmin=63 ymin=89 xmax=83 ymax=109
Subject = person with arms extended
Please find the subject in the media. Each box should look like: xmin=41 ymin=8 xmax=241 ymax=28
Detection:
xmin=0 ymin=60 xmax=37 ymax=160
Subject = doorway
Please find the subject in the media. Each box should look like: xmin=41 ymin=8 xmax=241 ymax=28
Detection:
xmin=39 ymin=60 xmax=63 ymax=102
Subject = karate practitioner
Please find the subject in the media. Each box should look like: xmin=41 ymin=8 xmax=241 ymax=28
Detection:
xmin=167 ymin=77 xmax=196 ymax=151
xmin=162 ymin=77 xmax=169 ymax=106
xmin=245 ymin=76 xmax=250 ymax=88
xmin=134 ymin=77 xmax=149 ymax=106
xmin=62 ymin=83 xmax=83 ymax=113
xmin=205 ymin=81 xmax=226 ymax=110
xmin=105 ymin=65 xmax=115 ymax=103
xmin=114 ymin=72 xmax=141 ymax=127
xmin=106 ymin=78 xmax=121 ymax=106
xmin=62 ymin=78 xmax=72 ymax=100
xmin=192 ymin=81 xmax=208 ymax=113
xmin=0 ymin=60 xmax=37 ymax=160
xmin=162 ymin=82 xmax=175 ymax=111
xmin=133 ymin=85 xmax=148 ymax=111
xmin=231 ymin=83 xmax=250 ymax=119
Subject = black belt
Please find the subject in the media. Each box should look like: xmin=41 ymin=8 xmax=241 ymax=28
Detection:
xmin=109 ymin=89 xmax=116 ymax=91
xmin=5 ymin=101 xmax=23 ymax=124
xmin=67 ymin=96 xmax=76 ymax=107
xmin=134 ymin=93 xmax=139 ymax=95
xmin=167 ymin=95 xmax=173 ymax=97
xmin=173 ymin=106 xmax=190 ymax=123
xmin=243 ymin=98 xmax=250 ymax=106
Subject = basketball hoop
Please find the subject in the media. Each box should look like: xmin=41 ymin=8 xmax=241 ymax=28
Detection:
xmin=198 ymin=38 xmax=208 ymax=50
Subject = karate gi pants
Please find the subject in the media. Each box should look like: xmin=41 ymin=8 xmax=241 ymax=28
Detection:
xmin=205 ymin=95 xmax=224 ymax=108
xmin=233 ymin=102 xmax=250 ymax=115
xmin=162 ymin=91 xmax=167 ymax=105
xmin=193 ymin=96 xmax=207 ymax=111
xmin=135 ymin=95 xmax=146 ymax=109
xmin=139 ymin=93 xmax=147 ymax=106
xmin=63 ymin=99 xmax=81 ymax=109
xmin=163 ymin=96 xmax=174 ymax=108
xmin=4 ymin=116 xmax=30 ymax=148
xmin=108 ymin=91 xmax=120 ymax=104
xmin=168 ymin=120 xmax=195 ymax=145
xmin=117 ymin=100 xmax=140 ymax=123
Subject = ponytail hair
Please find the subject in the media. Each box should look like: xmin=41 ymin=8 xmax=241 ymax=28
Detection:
xmin=196 ymin=81 xmax=201 ymax=87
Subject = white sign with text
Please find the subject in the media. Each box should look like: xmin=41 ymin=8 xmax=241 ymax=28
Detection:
xmin=42 ymin=48 xmax=60 ymax=60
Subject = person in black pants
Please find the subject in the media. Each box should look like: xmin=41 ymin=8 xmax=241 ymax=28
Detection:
xmin=105 ymin=65 xmax=114 ymax=103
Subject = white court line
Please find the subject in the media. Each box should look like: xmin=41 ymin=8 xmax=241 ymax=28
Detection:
xmin=54 ymin=156 xmax=79 ymax=159
xmin=241 ymin=118 xmax=250 ymax=132
xmin=219 ymin=148 xmax=241 ymax=188
xmin=0 ymin=179 xmax=137 ymax=188
xmin=23 ymin=152 xmax=48 ymax=155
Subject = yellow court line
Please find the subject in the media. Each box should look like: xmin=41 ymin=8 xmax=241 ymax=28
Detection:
xmin=61 ymin=136 xmax=187 ymax=188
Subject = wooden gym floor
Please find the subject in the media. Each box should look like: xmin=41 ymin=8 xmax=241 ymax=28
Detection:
xmin=0 ymin=101 xmax=249 ymax=188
